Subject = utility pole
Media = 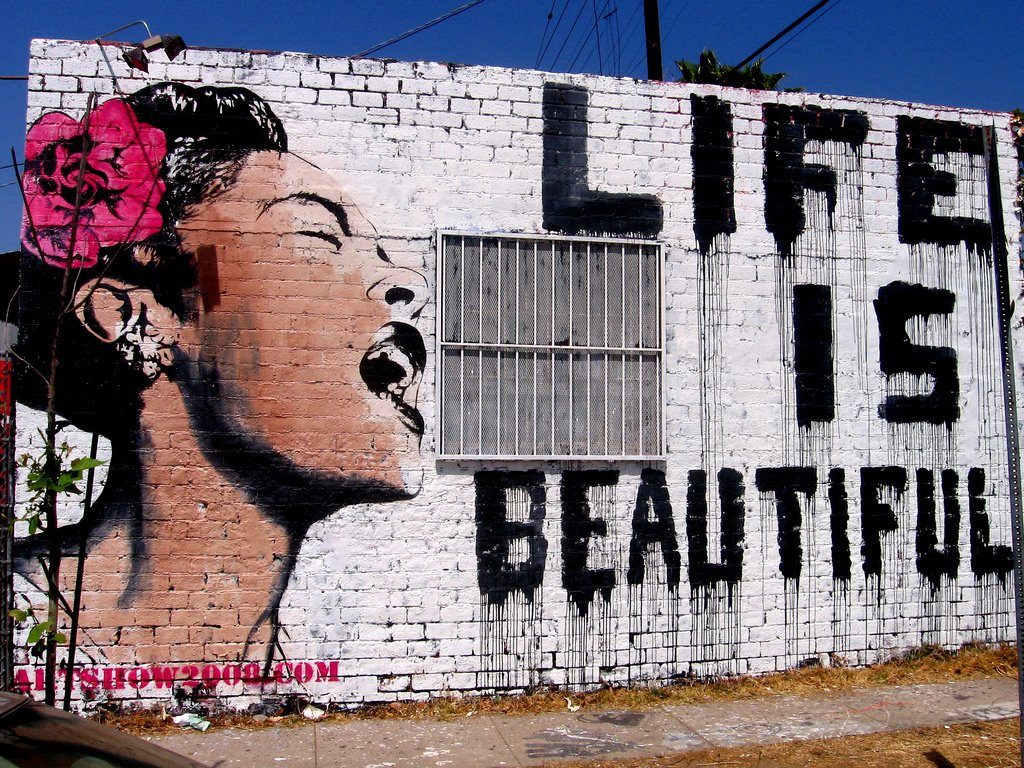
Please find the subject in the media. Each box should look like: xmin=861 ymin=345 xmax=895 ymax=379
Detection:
xmin=643 ymin=0 xmax=663 ymax=81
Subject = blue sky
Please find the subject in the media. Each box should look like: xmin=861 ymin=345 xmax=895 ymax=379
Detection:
xmin=1 ymin=0 xmax=1021 ymax=251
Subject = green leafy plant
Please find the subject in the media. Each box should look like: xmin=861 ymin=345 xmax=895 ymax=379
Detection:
xmin=18 ymin=434 xmax=103 ymax=535
xmin=676 ymin=49 xmax=791 ymax=91
xmin=9 ymin=605 xmax=67 ymax=661
xmin=12 ymin=436 xmax=101 ymax=676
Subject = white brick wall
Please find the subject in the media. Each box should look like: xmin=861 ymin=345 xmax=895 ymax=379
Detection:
xmin=11 ymin=38 xmax=1021 ymax=706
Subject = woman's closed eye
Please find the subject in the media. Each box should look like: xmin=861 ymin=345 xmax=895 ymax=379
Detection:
xmin=295 ymin=229 xmax=342 ymax=249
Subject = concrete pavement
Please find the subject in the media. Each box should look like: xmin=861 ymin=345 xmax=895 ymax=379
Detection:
xmin=148 ymin=677 xmax=1020 ymax=767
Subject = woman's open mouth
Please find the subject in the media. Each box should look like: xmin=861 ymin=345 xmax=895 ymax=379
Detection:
xmin=360 ymin=322 xmax=426 ymax=435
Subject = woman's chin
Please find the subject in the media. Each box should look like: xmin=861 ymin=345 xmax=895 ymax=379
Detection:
xmin=293 ymin=453 xmax=424 ymax=502
xmin=399 ymin=464 xmax=425 ymax=497
xmin=336 ymin=456 xmax=424 ymax=499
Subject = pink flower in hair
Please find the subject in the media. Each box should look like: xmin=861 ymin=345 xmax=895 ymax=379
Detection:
xmin=20 ymin=98 xmax=167 ymax=270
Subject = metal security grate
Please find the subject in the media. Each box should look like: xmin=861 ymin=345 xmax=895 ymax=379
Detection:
xmin=437 ymin=232 xmax=664 ymax=460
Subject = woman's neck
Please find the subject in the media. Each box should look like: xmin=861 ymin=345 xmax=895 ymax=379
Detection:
xmin=87 ymin=375 xmax=297 ymax=664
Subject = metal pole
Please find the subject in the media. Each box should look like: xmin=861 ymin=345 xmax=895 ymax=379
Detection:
xmin=0 ymin=358 xmax=12 ymax=692
xmin=62 ymin=432 xmax=98 ymax=710
xmin=983 ymin=124 xmax=1024 ymax=764
xmin=94 ymin=20 xmax=154 ymax=42
xmin=0 ymin=254 xmax=17 ymax=692
xmin=643 ymin=0 xmax=663 ymax=81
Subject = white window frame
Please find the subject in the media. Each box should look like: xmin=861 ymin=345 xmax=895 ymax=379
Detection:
xmin=436 ymin=230 xmax=666 ymax=461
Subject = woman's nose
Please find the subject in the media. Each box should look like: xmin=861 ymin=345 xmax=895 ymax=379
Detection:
xmin=367 ymin=265 xmax=428 ymax=321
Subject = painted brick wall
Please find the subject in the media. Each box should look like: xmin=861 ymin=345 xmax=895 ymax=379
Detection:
xmin=11 ymin=38 xmax=1022 ymax=707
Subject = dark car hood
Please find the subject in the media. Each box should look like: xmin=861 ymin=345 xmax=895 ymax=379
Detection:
xmin=0 ymin=692 xmax=209 ymax=768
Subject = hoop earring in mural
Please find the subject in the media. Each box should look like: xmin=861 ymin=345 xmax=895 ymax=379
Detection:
xmin=115 ymin=310 xmax=176 ymax=380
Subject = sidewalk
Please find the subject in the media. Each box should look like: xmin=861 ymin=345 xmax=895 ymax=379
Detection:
xmin=149 ymin=677 xmax=1020 ymax=767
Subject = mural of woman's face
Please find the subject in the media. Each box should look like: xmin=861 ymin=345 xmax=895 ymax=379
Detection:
xmin=172 ymin=151 xmax=426 ymax=496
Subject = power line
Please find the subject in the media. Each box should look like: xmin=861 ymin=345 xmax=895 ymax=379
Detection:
xmin=626 ymin=46 xmax=646 ymax=78
xmin=577 ymin=0 xmax=617 ymax=72
xmin=661 ymin=0 xmax=692 ymax=48
xmin=612 ymin=1 xmax=623 ymax=75
xmin=619 ymin=0 xmax=644 ymax=40
xmin=616 ymin=0 xmax=644 ymax=65
xmin=546 ymin=0 xmax=591 ymax=70
xmin=608 ymin=5 xmax=619 ymax=74
xmin=590 ymin=0 xmax=619 ymax=74
xmin=536 ymin=0 xmax=571 ymax=68
xmin=761 ymin=0 xmax=844 ymax=64
xmin=354 ymin=0 xmax=488 ymax=58
xmin=565 ymin=20 xmax=597 ymax=71
xmin=625 ymin=25 xmax=650 ymax=77
xmin=735 ymin=0 xmax=834 ymax=69
xmin=600 ymin=4 xmax=620 ymax=75
xmin=546 ymin=0 xmax=590 ymax=70
xmin=621 ymin=0 xmax=649 ymax=77
xmin=566 ymin=0 xmax=613 ymax=71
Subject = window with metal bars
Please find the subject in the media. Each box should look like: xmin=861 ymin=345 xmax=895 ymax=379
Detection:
xmin=437 ymin=232 xmax=665 ymax=460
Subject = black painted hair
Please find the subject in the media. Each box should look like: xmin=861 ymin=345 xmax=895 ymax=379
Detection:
xmin=125 ymin=82 xmax=287 ymax=227
xmin=15 ymin=83 xmax=288 ymax=433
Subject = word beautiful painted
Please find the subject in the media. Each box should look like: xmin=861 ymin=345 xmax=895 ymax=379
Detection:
xmin=476 ymin=467 xmax=1012 ymax=609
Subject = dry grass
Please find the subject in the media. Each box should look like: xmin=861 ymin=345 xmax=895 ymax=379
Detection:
xmin=104 ymin=642 xmax=1018 ymax=735
xmin=538 ymin=717 xmax=1022 ymax=768
xmin=338 ymin=642 xmax=1018 ymax=721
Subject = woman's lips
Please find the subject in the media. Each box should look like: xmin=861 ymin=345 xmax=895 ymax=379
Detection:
xmin=360 ymin=322 xmax=426 ymax=436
